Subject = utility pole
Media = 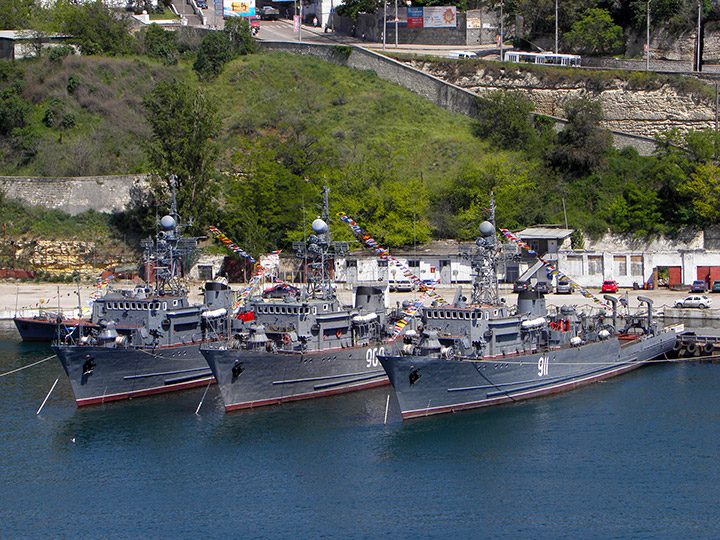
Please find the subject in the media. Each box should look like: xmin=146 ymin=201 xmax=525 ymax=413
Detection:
xmin=395 ymin=0 xmax=398 ymax=48
xmin=646 ymin=1 xmax=650 ymax=71
xmin=383 ymin=0 xmax=387 ymax=50
xmin=499 ymin=0 xmax=504 ymax=61
xmin=697 ymin=0 xmax=701 ymax=72
xmin=554 ymin=0 xmax=558 ymax=54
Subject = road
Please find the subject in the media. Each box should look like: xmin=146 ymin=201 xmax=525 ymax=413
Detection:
xmin=256 ymin=18 xmax=501 ymax=59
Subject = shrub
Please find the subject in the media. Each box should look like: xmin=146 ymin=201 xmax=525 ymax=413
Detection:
xmin=193 ymin=31 xmax=234 ymax=81
xmin=48 ymin=45 xmax=75 ymax=62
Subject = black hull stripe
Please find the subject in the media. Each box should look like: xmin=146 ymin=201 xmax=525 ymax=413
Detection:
xmin=484 ymin=359 xmax=639 ymax=398
xmin=272 ymin=369 xmax=386 ymax=386
xmin=123 ymin=366 xmax=210 ymax=380
xmin=314 ymin=372 xmax=388 ymax=390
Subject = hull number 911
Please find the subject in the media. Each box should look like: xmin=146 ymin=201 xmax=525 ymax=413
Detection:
xmin=538 ymin=355 xmax=549 ymax=377
xmin=366 ymin=347 xmax=386 ymax=368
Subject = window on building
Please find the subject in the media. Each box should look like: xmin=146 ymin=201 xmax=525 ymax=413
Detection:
xmin=631 ymin=256 xmax=643 ymax=276
xmin=346 ymin=260 xmax=357 ymax=267
xmin=378 ymin=260 xmax=388 ymax=267
xmin=408 ymin=260 xmax=420 ymax=268
xmin=588 ymin=256 xmax=603 ymax=275
xmin=614 ymin=256 xmax=627 ymax=276
xmin=567 ymin=256 xmax=583 ymax=276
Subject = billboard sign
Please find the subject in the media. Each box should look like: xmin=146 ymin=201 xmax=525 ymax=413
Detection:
xmin=407 ymin=6 xmax=423 ymax=27
xmin=424 ymin=6 xmax=456 ymax=28
xmin=223 ymin=0 xmax=255 ymax=17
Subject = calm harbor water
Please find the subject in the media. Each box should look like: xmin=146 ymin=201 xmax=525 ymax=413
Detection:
xmin=1 ymin=319 xmax=719 ymax=539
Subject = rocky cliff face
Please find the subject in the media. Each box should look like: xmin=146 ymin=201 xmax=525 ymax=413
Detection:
xmin=12 ymin=239 xmax=133 ymax=278
xmin=406 ymin=61 xmax=716 ymax=140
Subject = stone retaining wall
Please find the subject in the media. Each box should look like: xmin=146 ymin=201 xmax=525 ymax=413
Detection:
xmin=0 ymin=174 xmax=149 ymax=216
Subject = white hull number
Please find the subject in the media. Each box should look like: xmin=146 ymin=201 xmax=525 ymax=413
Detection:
xmin=538 ymin=355 xmax=549 ymax=377
xmin=366 ymin=347 xmax=385 ymax=368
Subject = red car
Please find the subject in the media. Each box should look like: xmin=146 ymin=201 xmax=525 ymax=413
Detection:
xmin=601 ymin=280 xmax=618 ymax=293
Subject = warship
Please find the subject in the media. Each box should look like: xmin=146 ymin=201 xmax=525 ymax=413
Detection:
xmin=14 ymin=311 xmax=89 ymax=342
xmin=200 ymin=196 xmax=392 ymax=411
xmin=51 ymin=192 xmax=235 ymax=406
xmin=378 ymin=203 xmax=681 ymax=420
xmin=14 ymin=279 xmax=94 ymax=342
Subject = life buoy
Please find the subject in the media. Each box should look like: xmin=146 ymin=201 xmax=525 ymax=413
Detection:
xmin=282 ymin=334 xmax=290 ymax=344
xmin=336 ymin=330 xmax=342 ymax=339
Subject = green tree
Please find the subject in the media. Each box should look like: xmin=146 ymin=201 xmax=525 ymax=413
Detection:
xmin=193 ymin=31 xmax=234 ymax=82
xmin=677 ymin=162 xmax=720 ymax=224
xmin=57 ymin=0 xmax=136 ymax=56
xmin=141 ymin=23 xmax=178 ymax=65
xmin=0 ymin=88 xmax=30 ymax=136
xmin=473 ymin=90 xmax=538 ymax=151
xmin=565 ymin=8 xmax=623 ymax=55
xmin=142 ymin=79 xmax=221 ymax=231
xmin=224 ymin=17 xmax=257 ymax=55
xmin=0 ymin=0 xmax=36 ymax=30
xmin=550 ymin=97 xmax=612 ymax=176
xmin=608 ymin=182 xmax=663 ymax=236
xmin=335 ymin=0 xmax=380 ymax=20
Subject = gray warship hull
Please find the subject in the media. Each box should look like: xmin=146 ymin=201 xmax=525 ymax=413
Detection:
xmin=379 ymin=329 xmax=677 ymax=419
xmin=51 ymin=343 xmax=214 ymax=406
xmin=201 ymin=344 xmax=388 ymax=411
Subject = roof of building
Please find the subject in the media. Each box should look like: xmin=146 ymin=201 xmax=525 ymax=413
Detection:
xmin=516 ymin=226 xmax=573 ymax=240
xmin=0 ymin=30 xmax=69 ymax=40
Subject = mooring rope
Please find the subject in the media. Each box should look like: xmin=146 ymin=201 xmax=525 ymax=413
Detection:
xmin=0 ymin=355 xmax=56 ymax=378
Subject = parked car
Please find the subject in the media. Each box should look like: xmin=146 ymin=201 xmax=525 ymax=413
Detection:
xmin=390 ymin=280 xmax=414 ymax=292
xmin=690 ymin=280 xmax=707 ymax=293
xmin=263 ymin=283 xmax=301 ymax=299
xmin=448 ymin=50 xmax=477 ymax=59
xmin=513 ymin=280 xmax=529 ymax=293
xmin=712 ymin=280 xmax=720 ymax=293
xmin=196 ymin=0 xmax=208 ymax=9
xmin=674 ymin=295 xmax=712 ymax=309
xmin=534 ymin=282 xmax=552 ymax=294
xmin=259 ymin=6 xmax=279 ymax=20
xmin=556 ymin=280 xmax=574 ymax=294
xmin=601 ymin=280 xmax=618 ymax=293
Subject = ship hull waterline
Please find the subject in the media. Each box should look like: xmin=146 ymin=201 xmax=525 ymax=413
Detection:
xmin=379 ymin=331 xmax=677 ymax=420
xmin=51 ymin=342 xmax=215 ymax=407
xmin=201 ymin=344 xmax=390 ymax=412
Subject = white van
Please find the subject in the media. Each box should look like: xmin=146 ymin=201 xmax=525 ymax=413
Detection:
xmin=448 ymin=50 xmax=477 ymax=59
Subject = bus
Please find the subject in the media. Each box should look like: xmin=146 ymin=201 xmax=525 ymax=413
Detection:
xmin=504 ymin=51 xmax=581 ymax=68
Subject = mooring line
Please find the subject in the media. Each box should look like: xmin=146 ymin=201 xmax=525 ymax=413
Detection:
xmin=0 ymin=355 xmax=56 ymax=378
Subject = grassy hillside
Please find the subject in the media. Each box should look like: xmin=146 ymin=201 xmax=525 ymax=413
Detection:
xmin=1 ymin=48 xmax=716 ymax=257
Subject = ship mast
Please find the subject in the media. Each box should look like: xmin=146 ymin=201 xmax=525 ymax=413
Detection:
xmin=293 ymin=181 xmax=348 ymax=300
xmin=470 ymin=192 xmax=500 ymax=306
xmin=143 ymin=176 xmax=197 ymax=295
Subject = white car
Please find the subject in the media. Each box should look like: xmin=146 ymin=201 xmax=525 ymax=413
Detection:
xmin=674 ymin=295 xmax=712 ymax=309
xmin=448 ymin=50 xmax=477 ymax=59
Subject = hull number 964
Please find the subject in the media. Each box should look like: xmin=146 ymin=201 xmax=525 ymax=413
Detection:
xmin=366 ymin=347 xmax=386 ymax=368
